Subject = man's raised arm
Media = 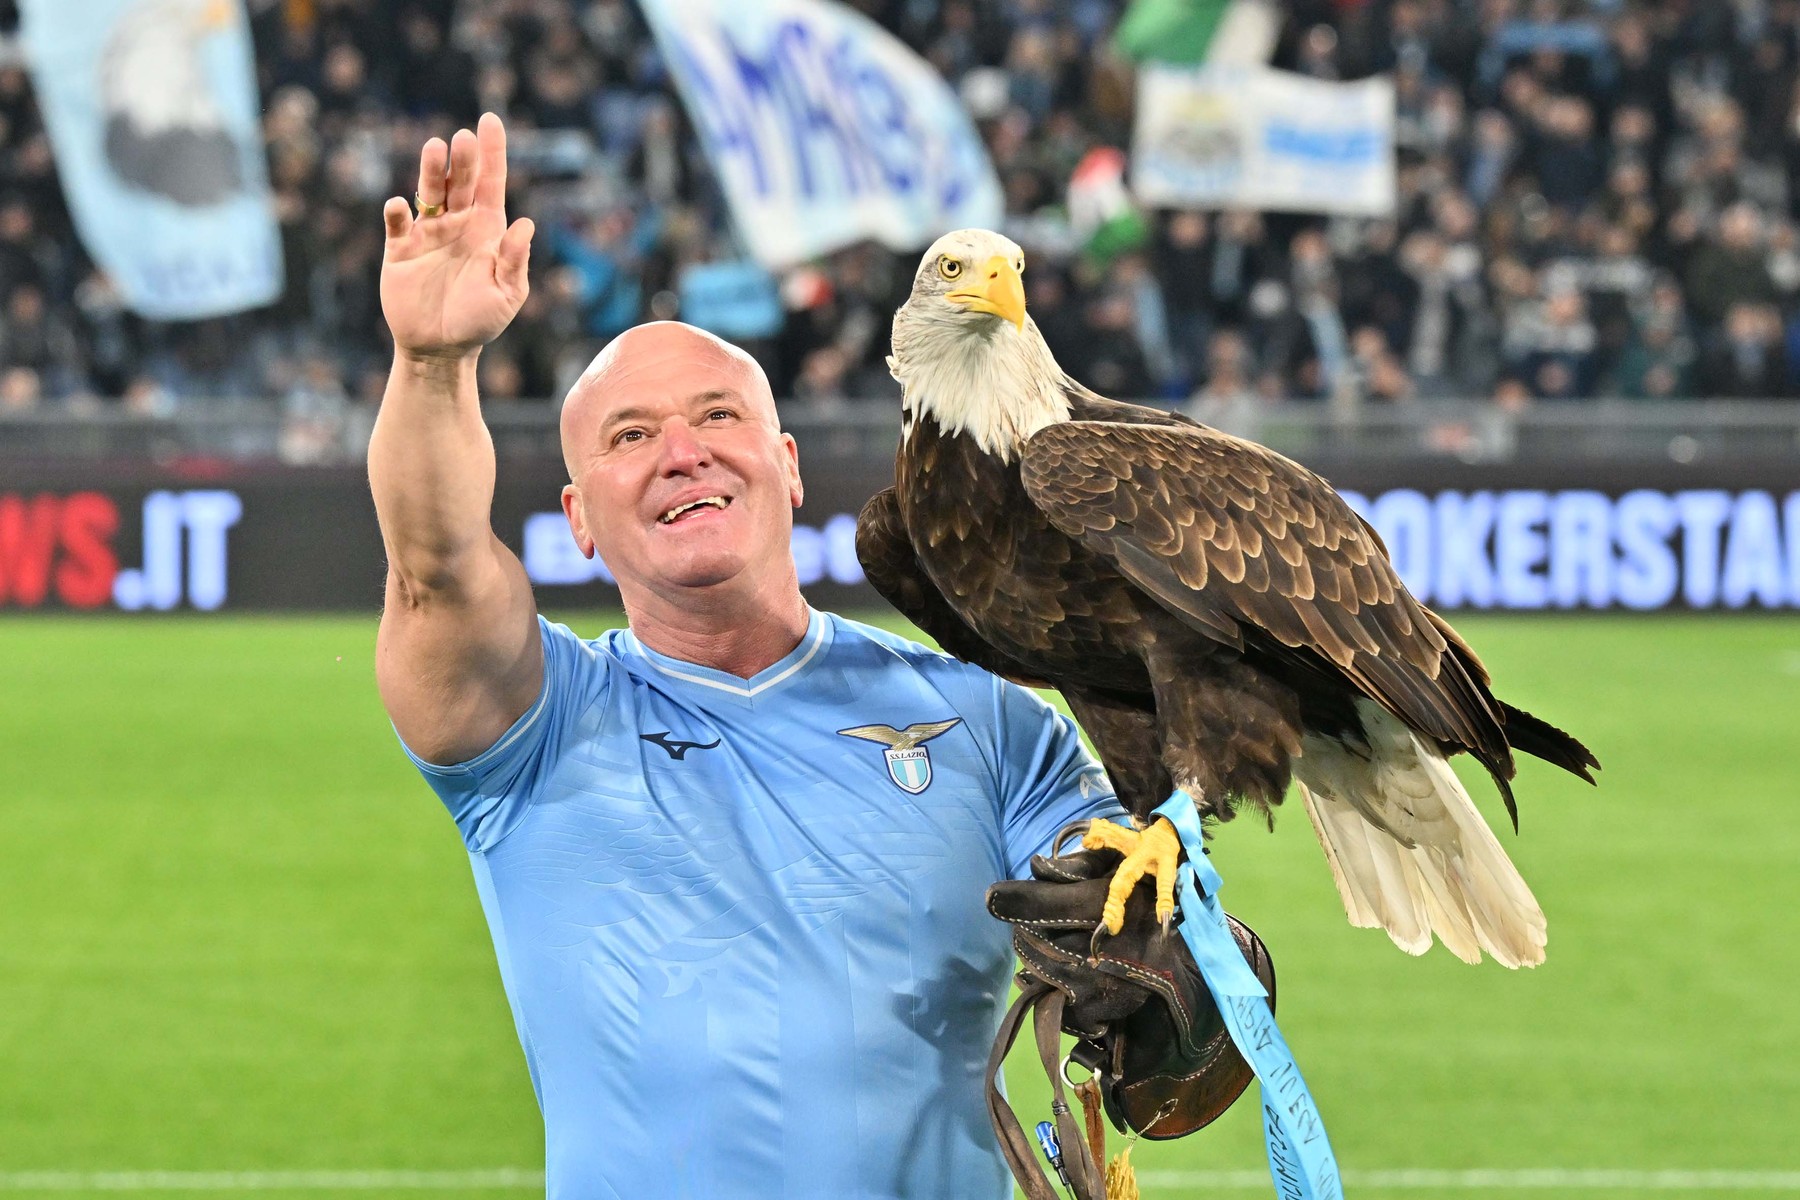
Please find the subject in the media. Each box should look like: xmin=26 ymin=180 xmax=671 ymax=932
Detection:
xmin=369 ymin=113 xmax=541 ymax=765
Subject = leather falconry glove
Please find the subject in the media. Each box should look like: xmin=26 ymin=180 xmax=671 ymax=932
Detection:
xmin=986 ymin=840 xmax=1276 ymax=1149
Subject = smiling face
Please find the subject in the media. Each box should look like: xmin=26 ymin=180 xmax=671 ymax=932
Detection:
xmin=559 ymin=322 xmax=802 ymax=608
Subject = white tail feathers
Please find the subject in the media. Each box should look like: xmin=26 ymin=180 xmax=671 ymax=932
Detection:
xmin=1294 ymin=699 xmax=1547 ymax=968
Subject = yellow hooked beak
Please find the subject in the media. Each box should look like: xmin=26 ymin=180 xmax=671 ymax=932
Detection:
xmin=946 ymin=255 xmax=1026 ymax=330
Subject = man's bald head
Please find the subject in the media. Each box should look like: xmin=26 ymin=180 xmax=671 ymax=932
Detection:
xmin=555 ymin=319 xmax=804 ymax=620
xmin=560 ymin=322 xmax=777 ymax=479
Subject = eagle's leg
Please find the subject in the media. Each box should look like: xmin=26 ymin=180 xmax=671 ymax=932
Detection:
xmin=1087 ymin=646 xmax=1301 ymax=937
xmin=1060 ymin=686 xmax=1179 ymax=936
xmin=1082 ymin=816 xmax=1182 ymax=936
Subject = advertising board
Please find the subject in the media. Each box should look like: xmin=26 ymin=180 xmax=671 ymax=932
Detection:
xmin=4 ymin=459 xmax=1797 ymax=614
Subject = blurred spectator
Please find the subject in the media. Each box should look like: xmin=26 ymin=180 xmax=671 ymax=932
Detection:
xmin=1294 ymin=24 xmax=1340 ymax=81
xmin=1465 ymin=109 xmax=1517 ymax=206
xmin=1698 ymin=302 xmax=1792 ymax=398
xmin=1491 ymin=375 xmax=1533 ymax=414
xmin=1025 ymin=265 xmax=1085 ymax=367
xmin=1205 ymin=211 xmax=1276 ymax=330
xmin=551 ymin=207 xmax=658 ymax=342
xmin=1399 ymin=226 xmax=1486 ymax=397
xmin=626 ymin=100 xmax=694 ymax=207
xmin=1153 ymin=211 xmax=1215 ymax=385
xmin=1350 ymin=325 xmax=1415 ymax=403
xmin=1508 ymin=280 xmax=1598 ymax=400
xmin=1685 ymin=203 xmax=1779 ymax=327
xmin=1610 ymin=276 xmax=1697 ymax=400
xmin=278 ymin=354 xmax=352 ymax=464
xmin=0 ymin=200 xmax=49 ymax=295
xmin=487 ymin=287 xmax=569 ymax=399
xmin=792 ymin=346 xmax=853 ymax=408
xmin=0 ymin=284 xmax=81 ymax=398
xmin=1070 ymin=289 xmax=1155 ymax=399
xmin=1531 ymin=96 xmax=1605 ymax=211
xmin=1339 ymin=222 xmax=1419 ymax=358
xmin=1243 ymin=278 xmax=1320 ymax=398
xmin=71 ymin=273 xmax=139 ymax=396
xmin=397 ymin=9 xmax=479 ymax=123
xmin=0 ymin=366 xmax=40 ymax=412
xmin=1109 ymin=252 xmax=1176 ymax=394
xmin=120 ymin=374 xmax=176 ymax=418
xmin=479 ymin=349 xmax=527 ymax=403
xmin=1186 ymin=328 xmax=1260 ymax=433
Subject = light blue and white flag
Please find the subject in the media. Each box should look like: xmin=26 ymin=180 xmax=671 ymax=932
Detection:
xmin=1133 ymin=64 xmax=1395 ymax=217
xmin=20 ymin=0 xmax=282 ymax=320
xmin=638 ymin=0 xmax=1003 ymax=269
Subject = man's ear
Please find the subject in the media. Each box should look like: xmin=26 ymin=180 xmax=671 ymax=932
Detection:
xmin=561 ymin=484 xmax=595 ymax=558
xmin=782 ymin=432 xmax=804 ymax=508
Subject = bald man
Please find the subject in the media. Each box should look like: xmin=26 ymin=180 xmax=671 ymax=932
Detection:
xmin=370 ymin=115 xmax=1123 ymax=1199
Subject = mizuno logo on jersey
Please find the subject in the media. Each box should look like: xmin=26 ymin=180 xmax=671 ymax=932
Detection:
xmin=641 ymin=731 xmax=722 ymax=760
xmin=836 ymin=719 xmax=963 ymax=794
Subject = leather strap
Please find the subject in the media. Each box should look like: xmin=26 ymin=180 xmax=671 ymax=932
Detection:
xmin=986 ymin=981 xmax=1104 ymax=1200
xmin=1075 ymin=1077 xmax=1107 ymax=1174
xmin=987 ymin=983 xmax=1060 ymax=1200
xmin=1036 ymin=990 xmax=1102 ymax=1199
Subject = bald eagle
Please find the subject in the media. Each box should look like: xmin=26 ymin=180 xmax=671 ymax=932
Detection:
xmin=100 ymin=0 xmax=245 ymax=207
xmin=859 ymin=229 xmax=1598 ymax=967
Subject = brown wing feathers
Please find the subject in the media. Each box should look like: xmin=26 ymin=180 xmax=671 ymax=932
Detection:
xmin=856 ymin=487 xmax=1051 ymax=688
xmin=1020 ymin=421 xmax=1532 ymax=794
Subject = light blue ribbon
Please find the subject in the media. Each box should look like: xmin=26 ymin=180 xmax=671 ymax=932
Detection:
xmin=1152 ymin=793 xmax=1344 ymax=1200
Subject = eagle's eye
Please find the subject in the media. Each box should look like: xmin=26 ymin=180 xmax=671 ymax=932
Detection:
xmin=937 ymin=255 xmax=963 ymax=281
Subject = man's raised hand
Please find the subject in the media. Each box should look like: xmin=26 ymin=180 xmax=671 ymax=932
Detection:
xmin=381 ymin=112 xmax=535 ymax=361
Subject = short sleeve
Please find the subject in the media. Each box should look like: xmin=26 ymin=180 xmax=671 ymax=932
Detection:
xmin=990 ymin=677 xmax=1128 ymax=879
xmin=396 ymin=616 xmax=611 ymax=852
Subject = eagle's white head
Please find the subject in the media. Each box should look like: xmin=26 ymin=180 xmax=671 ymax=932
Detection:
xmin=889 ymin=228 xmax=1069 ymax=462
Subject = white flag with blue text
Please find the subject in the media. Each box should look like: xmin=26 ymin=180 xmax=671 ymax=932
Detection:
xmin=20 ymin=0 xmax=282 ymax=320
xmin=638 ymin=0 xmax=1004 ymax=269
xmin=1132 ymin=64 xmax=1396 ymax=217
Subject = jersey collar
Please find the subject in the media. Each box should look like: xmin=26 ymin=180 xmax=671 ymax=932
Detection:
xmin=621 ymin=608 xmax=832 ymax=702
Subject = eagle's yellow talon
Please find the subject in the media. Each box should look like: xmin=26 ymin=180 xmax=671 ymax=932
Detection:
xmin=1086 ymin=817 xmax=1183 ymax=937
xmin=1080 ymin=820 xmax=1135 ymax=854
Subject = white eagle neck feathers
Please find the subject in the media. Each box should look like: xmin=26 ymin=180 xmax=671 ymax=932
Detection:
xmin=888 ymin=314 xmax=1070 ymax=463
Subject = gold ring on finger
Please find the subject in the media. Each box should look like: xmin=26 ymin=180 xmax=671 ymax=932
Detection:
xmin=414 ymin=194 xmax=444 ymax=218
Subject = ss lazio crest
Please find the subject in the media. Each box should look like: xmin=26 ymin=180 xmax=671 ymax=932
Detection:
xmin=837 ymin=719 xmax=964 ymax=794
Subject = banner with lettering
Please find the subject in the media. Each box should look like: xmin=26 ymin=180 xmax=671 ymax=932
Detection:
xmin=637 ymin=0 xmax=1004 ymax=269
xmin=6 ymin=463 xmax=1800 ymax=613
xmin=1132 ymin=64 xmax=1395 ymax=216
xmin=1339 ymin=487 xmax=1800 ymax=611
xmin=19 ymin=0 xmax=282 ymax=319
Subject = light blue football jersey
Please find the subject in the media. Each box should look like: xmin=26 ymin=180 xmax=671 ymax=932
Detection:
xmin=400 ymin=609 xmax=1123 ymax=1200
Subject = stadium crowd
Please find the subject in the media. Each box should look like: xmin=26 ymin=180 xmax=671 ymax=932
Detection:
xmin=5 ymin=0 xmax=1800 ymax=448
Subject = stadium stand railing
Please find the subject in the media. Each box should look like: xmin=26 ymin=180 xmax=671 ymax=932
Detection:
xmin=4 ymin=400 xmax=1800 ymax=467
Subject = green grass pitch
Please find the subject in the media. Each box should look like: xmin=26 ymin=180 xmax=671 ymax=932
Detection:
xmin=1 ymin=612 xmax=1795 ymax=1199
